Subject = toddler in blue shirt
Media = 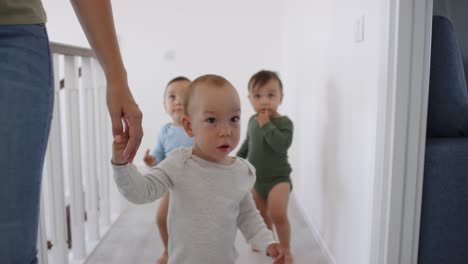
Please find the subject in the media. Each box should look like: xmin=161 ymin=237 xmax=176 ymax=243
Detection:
xmin=143 ymin=76 xmax=193 ymax=264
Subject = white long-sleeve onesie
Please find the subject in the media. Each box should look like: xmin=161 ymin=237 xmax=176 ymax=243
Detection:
xmin=112 ymin=147 xmax=276 ymax=264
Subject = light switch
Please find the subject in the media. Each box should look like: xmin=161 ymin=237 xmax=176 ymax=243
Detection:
xmin=354 ymin=15 xmax=365 ymax=43
xmin=163 ymin=50 xmax=176 ymax=61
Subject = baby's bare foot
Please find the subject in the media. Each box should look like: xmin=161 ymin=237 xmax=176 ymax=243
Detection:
xmin=155 ymin=250 xmax=168 ymax=264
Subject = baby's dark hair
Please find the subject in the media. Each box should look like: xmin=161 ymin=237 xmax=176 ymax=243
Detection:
xmin=167 ymin=76 xmax=190 ymax=87
xmin=248 ymin=70 xmax=283 ymax=93
xmin=163 ymin=76 xmax=190 ymax=100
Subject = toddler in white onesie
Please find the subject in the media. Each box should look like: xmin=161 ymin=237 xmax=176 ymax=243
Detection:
xmin=111 ymin=74 xmax=285 ymax=264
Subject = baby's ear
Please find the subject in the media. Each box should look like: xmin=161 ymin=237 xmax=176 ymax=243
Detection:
xmin=182 ymin=115 xmax=193 ymax=137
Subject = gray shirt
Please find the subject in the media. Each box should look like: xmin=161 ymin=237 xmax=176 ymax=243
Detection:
xmin=112 ymin=147 xmax=276 ymax=264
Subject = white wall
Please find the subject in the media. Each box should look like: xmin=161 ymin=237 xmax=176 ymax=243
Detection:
xmin=281 ymin=0 xmax=389 ymax=263
xmin=42 ymin=0 xmax=285 ymax=164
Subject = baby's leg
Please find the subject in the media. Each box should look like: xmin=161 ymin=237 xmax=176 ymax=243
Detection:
xmin=268 ymin=182 xmax=293 ymax=263
xmin=252 ymin=190 xmax=272 ymax=230
xmin=155 ymin=193 xmax=170 ymax=264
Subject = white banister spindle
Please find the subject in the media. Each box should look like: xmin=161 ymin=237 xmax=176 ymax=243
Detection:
xmin=100 ymin=75 xmax=116 ymax=218
xmin=82 ymin=57 xmax=100 ymax=241
xmin=37 ymin=190 xmax=49 ymax=264
xmin=64 ymin=55 xmax=86 ymax=259
xmin=95 ymin=66 xmax=106 ymax=226
xmin=96 ymin=68 xmax=111 ymax=226
xmin=78 ymin=60 xmax=90 ymax=234
xmin=104 ymin=83 xmax=115 ymax=219
xmin=90 ymin=60 xmax=103 ymax=227
xmin=91 ymin=59 xmax=103 ymax=223
xmin=106 ymin=107 xmax=120 ymax=219
xmin=45 ymin=54 xmax=69 ymax=264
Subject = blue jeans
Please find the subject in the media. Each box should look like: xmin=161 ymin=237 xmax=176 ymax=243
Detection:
xmin=0 ymin=24 xmax=53 ymax=264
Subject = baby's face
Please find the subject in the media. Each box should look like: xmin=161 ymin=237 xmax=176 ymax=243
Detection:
xmin=183 ymin=83 xmax=241 ymax=164
xmin=248 ymin=79 xmax=283 ymax=115
xmin=164 ymin=80 xmax=190 ymax=125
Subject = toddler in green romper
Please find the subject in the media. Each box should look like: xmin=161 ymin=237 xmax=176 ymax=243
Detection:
xmin=237 ymin=70 xmax=294 ymax=263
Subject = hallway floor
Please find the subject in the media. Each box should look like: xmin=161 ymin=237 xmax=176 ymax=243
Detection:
xmin=84 ymin=197 xmax=329 ymax=264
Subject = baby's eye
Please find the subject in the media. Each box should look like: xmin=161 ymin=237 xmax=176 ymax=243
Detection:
xmin=254 ymin=94 xmax=261 ymax=99
xmin=268 ymin=93 xmax=275 ymax=98
xmin=206 ymin=117 xmax=216 ymax=124
xmin=231 ymin=116 xmax=240 ymax=123
xmin=168 ymin=95 xmax=176 ymax=100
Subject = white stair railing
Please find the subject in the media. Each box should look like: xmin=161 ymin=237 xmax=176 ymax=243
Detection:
xmin=64 ymin=54 xmax=87 ymax=260
xmin=37 ymin=42 xmax=126 ymax=264
xmin=81 ymin=57 xmax=101 ymax=243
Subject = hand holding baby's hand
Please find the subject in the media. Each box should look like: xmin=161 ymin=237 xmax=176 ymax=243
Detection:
xmin=112 ymin=135 xmax=129 ymax=165
xmin=143 ymin=149 xmax=157 ymax=167
xmin=256 ymin=110 xmax=271 ymax=127
xmin=266 ymin=243 xmax=284 ymax=264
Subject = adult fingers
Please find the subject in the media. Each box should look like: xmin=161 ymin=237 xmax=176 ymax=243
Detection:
xmin=110 ymin=112 xmax=124 ymax=139
xmin=123 ymin=114 xmax=143 ymax=162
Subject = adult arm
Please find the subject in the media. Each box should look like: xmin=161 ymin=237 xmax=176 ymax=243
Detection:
xmin=71 ymin=0 xmax=142 ymax=162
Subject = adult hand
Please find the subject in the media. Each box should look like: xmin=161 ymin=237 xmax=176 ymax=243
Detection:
xmin=107 ymin=78 xmax=143 ymax=163
xmin=70 ymin=0 xmax=143 ymax=162
xmin=266 ymin=243 xmax=284 ymax=264
xmin=255 ymin=109 xmax=271 ymax=127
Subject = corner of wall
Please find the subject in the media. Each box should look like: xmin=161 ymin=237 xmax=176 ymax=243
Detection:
xmin=290 ymin=193 xmax=337 ymax=264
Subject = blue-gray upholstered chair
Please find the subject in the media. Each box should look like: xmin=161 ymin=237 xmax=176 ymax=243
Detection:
xmin=418 ymin=16 xmax=468 ymax=264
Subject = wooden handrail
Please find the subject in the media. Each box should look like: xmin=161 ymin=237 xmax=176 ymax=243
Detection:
xmin=50 ymin=42 xmax=95 ymax=58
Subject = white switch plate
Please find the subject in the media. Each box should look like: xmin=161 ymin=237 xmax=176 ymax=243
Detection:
xmin=163 ymin=50 xmax=176 ymax=61
xmin=355 ymin=15 xmax=365 ymax=42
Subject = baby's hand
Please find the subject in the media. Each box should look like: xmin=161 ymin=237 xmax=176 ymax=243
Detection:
xmin=143 ymin=149 xmax=157 ymax=167
xmin=266 ymin=243 xmax=284 ymax=264
xmin=256 ymin=110 xmax=271 ymax=127
xmin=112 ymin=135 xmax=129 ymax=165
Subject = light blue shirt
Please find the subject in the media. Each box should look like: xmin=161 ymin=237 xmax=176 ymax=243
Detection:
xmin=151 ymin=123 xmax=194 ymax=163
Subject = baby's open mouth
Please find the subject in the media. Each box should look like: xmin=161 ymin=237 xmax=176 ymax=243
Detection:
xmin=217 ymin=144 xmax=231 ymax=152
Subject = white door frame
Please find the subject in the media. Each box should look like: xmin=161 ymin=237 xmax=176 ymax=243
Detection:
xmin=370 ymin=0 xmax=433 ymax=264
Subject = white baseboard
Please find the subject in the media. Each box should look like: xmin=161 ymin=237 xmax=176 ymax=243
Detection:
xmin=290 ymin=193 xmax=336 ymax=264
